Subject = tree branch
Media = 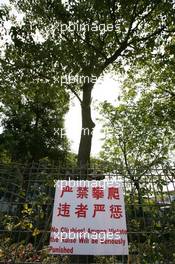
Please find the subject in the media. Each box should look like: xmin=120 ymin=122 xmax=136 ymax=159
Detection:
xmin=67 ymin=84 xmax=82 ymax=103
xmin=106 ymin=0 xmax=121 ymax=44
xmin=121 ymin=139 xmax=133 ymax=178
xmin=103 ymin=40 xmax=128 ymax=69
xmin=162 ymin=88 xmax=175 ymax=98
xmin=73 ymin=30 xmax=107 ymax=60
xmin=131 ymin=2 xmax=160 ymax=35
xmin=102 ymin=1 xmax=139 ymax=70
xmin=130 ymin=25 xmax=165 ymax=44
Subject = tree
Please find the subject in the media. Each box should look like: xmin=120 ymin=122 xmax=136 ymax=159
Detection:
xmin=99 ymin=81 xmax=175 ymax=262
xmin=0 ymin=34 xmax=70 ymax=163
xmin=121 ymin=38 xmax=175 ymax=137
xmin=4 ymin=0 xmax=174 ymax=166
xmin=100 ymin=98 xmax=173 ymax=177
xmin=115 ymin=37 xmax=175 ymax=168
xmin=99 ymin=93 xmax=174 ymax=216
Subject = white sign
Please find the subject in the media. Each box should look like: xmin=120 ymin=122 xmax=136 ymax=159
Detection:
xmin=49 ymin=180 xmax=128 ymax=255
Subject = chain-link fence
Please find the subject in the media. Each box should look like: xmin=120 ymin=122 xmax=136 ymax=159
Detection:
xmin=0 ymin=162 xmax=175 ymax=263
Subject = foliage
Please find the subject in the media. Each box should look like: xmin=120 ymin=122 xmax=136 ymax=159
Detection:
xmin=0 ymin=163 xmax=175 ymax=262
xmin=98 ymin=38 xmax=175 ymax=260
xmin=99 ymin=99 xmax=173 ymax=177
xmin=0 ymin=20 xmax=70 ymax=163
xmin=0 ymin=238 xmax=70 ymax=263
xmin=99 ymin=35 xmax=175 ymax=173
xmin=122 ymin=38 xmax=175 ymax=134
xmin=1 ymin=0 xmax=174 ymax=165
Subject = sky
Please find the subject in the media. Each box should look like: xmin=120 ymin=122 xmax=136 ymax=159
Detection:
xmin=0 ymin=0 xmax=8 ymax=6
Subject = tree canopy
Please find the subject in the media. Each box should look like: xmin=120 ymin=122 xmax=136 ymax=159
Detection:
xmin=0 ymin=18 xmax=70 ymax=163
xmin=1 ymin=0 xmax=174 ymax=165
xmin=99 ymin=37 xmax=175 ymax=177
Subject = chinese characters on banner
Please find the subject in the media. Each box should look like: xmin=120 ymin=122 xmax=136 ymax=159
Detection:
xmin=49 ymin=180 xmax=128 ymax=255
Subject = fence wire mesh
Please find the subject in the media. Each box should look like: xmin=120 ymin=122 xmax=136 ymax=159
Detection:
xmin=0 ymin=162 xmax=175 ymax=264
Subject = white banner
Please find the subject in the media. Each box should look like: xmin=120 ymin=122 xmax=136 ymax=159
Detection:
xmin=49 ymin=179 xmax=128 ymax=255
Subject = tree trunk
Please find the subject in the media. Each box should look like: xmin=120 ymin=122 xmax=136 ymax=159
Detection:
xmin=77 ymin=82 xmax=95 ymax=167
xmin=75 ymin=82 xmax=95 ymax=263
